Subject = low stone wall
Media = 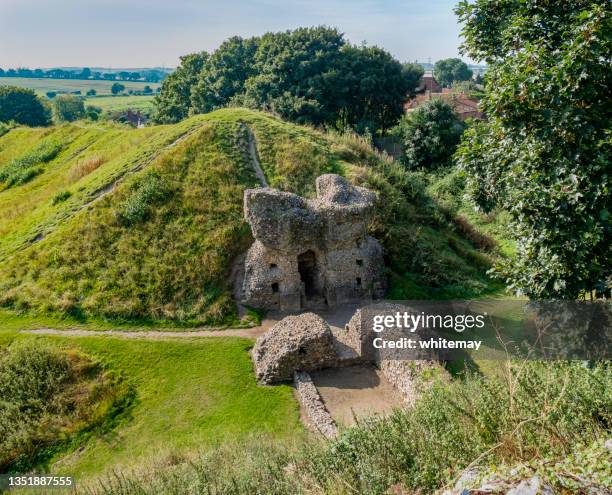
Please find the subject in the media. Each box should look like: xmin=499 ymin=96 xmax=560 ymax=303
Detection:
xmin=379 ymin=360 xmax=442 ymax=407
xmin=293 ymin=371 xmax=338 ymax=438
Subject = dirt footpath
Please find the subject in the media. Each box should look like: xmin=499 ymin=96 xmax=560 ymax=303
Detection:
xmin=310 ymin=365 xmax=403 ymax=427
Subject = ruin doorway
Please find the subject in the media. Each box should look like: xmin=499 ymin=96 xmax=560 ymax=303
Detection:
xmin=298 ymin=250 xmax=319 ymax=299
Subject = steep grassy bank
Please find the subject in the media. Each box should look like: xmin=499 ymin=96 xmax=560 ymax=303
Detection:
xmin=0 ymin=108 xmax=504 ymax=324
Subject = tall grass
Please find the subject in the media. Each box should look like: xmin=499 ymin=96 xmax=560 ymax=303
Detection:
xmin=67 ymin=155 xmax=107 ymax=182
xmin=80 ymin=361 xmax=611 ymax=495
xmin=116 ymin=171 xmax=172 ymax=225
xmin=0 ymin=340 xmax=127 ymax=472
xmin=0 ymin=139 xmax=64 ymax=187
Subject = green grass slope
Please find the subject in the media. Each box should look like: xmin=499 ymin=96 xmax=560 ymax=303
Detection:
xmin=0 ymin=118 xmax=209 ymax=260
xmin=47 ymin=335 xmax=301 ymax=478
xmin=0 ymin=317 xmax=302 ymax=479
xmin=0 ymin=108 xmax=503 ymax=325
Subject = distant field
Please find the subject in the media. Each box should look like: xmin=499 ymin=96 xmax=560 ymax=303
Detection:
xmin=0 ymin=77 xmax=160 ymax=95
xmin=85 ymin=95 xmax=156 ymax=113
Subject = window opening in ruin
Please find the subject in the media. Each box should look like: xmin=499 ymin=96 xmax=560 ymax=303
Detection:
xmin=298 ymin=250 xmax=319 ymax=298
xmin=356 ymin=259 xmax=363 ymax=266
xmin=270 ymin=263 xmax=277 ymax=269
xmin=356 ymin=277 xmax=362 ymax=286
xmin=271 ymin=282 xmax=279 ymax=293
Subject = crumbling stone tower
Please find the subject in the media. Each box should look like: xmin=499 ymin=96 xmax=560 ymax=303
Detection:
xmin=241 ymin=174 xmax=386 ymax=311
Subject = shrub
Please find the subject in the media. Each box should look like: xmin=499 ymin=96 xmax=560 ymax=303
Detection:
xmin=52 ymin=190 xmax=72 ymax=205
xmin=0 ymin=341 xmax=127 ymax=471
xmin=0 ymin=86 xmax=51 ymax=127
xmin=427 ymin=167 xmax=466 ymax=213
xmin=85 ymin=106 xmax=102 ymax=121
xmin=0 ymin=140 xmax=64 ymax=187
xmin=116 ymin=171 xmax=172 ymax=226
xmin=53 ymin=94 xmax=86 ymax=123
xmin=393 ymin=99 xmax=466 ymax=170
xmin=111 ymin=83 xmax=125 ymax=95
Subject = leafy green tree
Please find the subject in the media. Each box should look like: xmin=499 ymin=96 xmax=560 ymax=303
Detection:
xmin=190 ymin=37 xmax=258 ymax=114
xmin=143 ymin=85 xmax=152 ymax=94
xmin=86 ymin=89 xmax=97 ymax=96
xmin=0 ymin=86 xmax=51 ymax=126
xmin=393 ymin=99 xmax=465 ymax=169
xmin=243 ymin=27 xmax=345 ymax=126
xmin=154 ymin=27 xmax=418 ymax=134
xmin=153 ymin=51 xmax=209 ymax=124
xmin=403 ymin=63 xmax=425 ymax=93
xmin=85 ymin=105 xmax=102 ymax=121
xmin=333 ymin=45 xmax=415 ymax=133
xmin=111 ymin=82 xmax=125 ymax=95
xmin=455 ymin=0 xmax=611 ymax=299
xmin=433 ymin=58 xmax=473 ymax=87
xmin=52 ymin=95 xmax=86 ymax=122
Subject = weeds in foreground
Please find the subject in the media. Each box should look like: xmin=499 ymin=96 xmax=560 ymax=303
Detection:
xmin=80 ymin=361 xmax=611 ymax=495
xmin=0 ymin=340 xmax=130 ymax=472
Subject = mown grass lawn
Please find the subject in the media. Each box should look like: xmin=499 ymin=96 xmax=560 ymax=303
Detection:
xmin=0 ymin=312 xmax=303 ymax=479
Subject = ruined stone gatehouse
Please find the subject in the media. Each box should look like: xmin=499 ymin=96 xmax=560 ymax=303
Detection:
xmin=241 ymin=174 xmax=386 ymax=311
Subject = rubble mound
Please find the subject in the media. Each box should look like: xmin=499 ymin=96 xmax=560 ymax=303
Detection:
xmin=252 ymin=313 xmax=337 ymax=384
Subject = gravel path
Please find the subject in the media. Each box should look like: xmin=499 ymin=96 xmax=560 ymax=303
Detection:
xmin=21 ymin=305 xmax=359 ymax=341
xmin=24 ymin=324 xmax=270 ymax=340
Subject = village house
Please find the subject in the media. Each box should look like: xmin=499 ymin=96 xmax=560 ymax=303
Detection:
xmin=404 ymin=71 xmax=484 ymax=121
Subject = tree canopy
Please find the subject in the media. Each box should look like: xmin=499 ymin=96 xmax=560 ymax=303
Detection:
xmin=153 ymin=27 xmax=417 ymax=134
xmin=153 ymin=51 xmax=209 ymax=124
xmin=0 ymin=86 xmax=51 ymax=127
xmin=111 ymin=82 xmax=126 ymax=95
xmin=190 ymin=37 xmax=258 ymax=115
xmin=52 ymin=95 xmax=86 ymax=122
xmin=393 ymin=99 xmax=466 ymax=170
xmin=455 ymin=0 xmax=611 ymax=299
xmin=433 ymin=58 xmax=473 ymax=87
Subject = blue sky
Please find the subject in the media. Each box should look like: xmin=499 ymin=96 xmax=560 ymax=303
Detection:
xmin=0 ymin=0 xmax=469 ymax=68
